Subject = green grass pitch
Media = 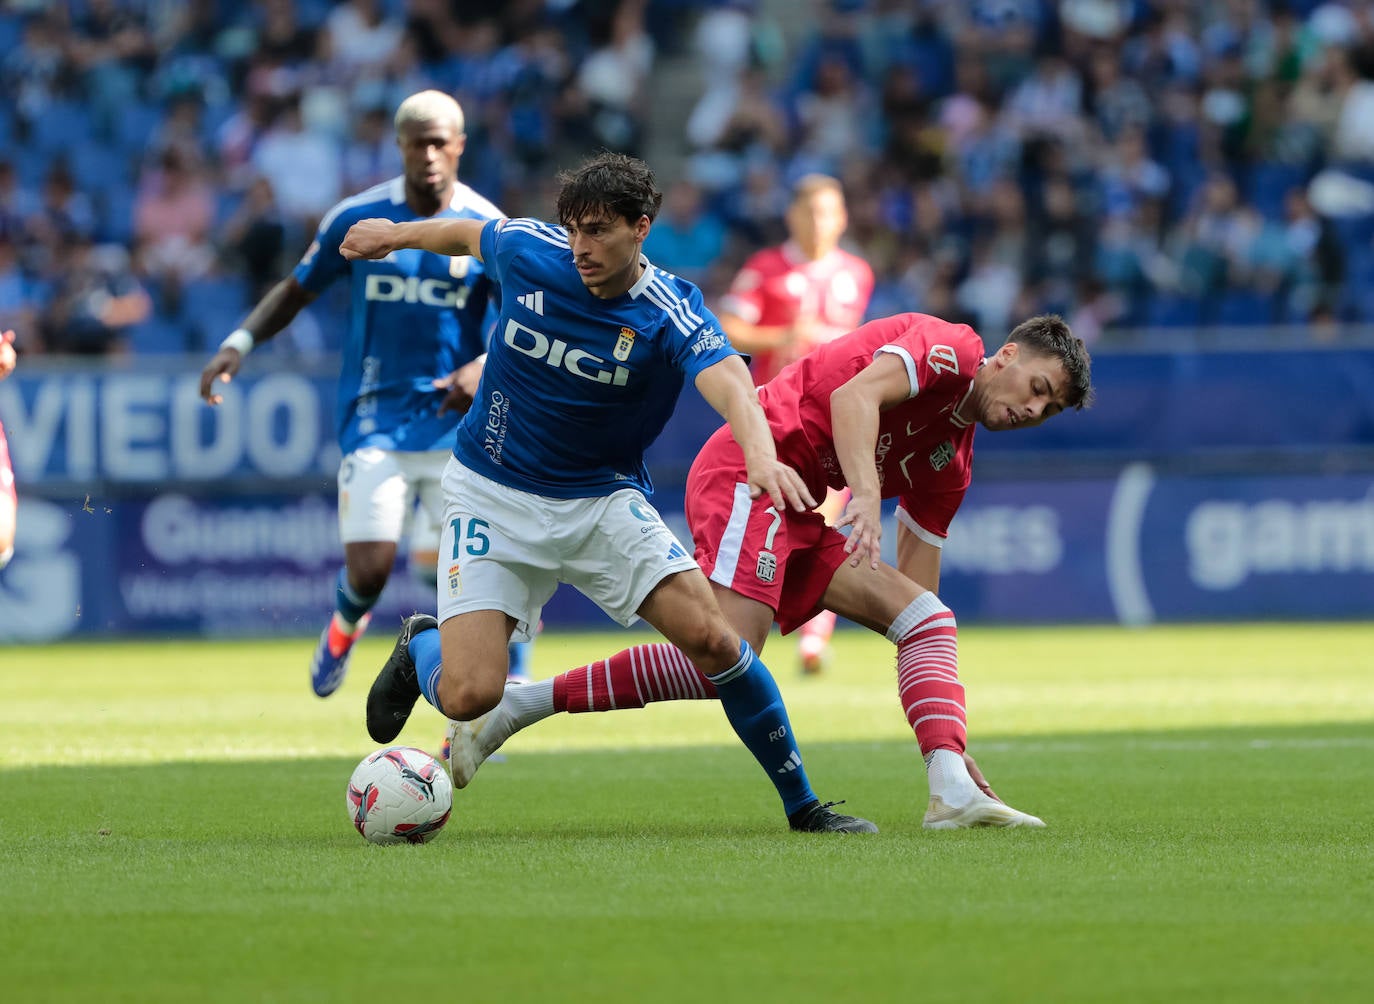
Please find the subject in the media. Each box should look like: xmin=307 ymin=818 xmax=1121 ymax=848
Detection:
xmin=1 ymin=622 xmax=1371 ymax=1003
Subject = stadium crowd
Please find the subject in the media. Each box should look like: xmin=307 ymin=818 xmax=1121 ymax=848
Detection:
xmin=2 ymin=0 xmax=1374 ymax=357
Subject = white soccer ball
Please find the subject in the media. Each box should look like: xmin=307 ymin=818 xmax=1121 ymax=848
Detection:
xmin=346 ymin=746 xmax=453 ymax=845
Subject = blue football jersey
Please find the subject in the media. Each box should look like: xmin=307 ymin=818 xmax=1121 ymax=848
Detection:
xmin=454 ymin=217 xmax=740 ymax=499
xmin=294 ymin=177 xmax=503 ymax=453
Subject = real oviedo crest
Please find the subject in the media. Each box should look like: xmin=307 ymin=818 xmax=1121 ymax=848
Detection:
xmin=614 ymin=327 xmax=636 ymax=361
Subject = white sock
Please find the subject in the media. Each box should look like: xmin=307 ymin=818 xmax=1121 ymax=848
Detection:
xmin=504 ymin=677 xmax=556 ymax=732
xmin=925 ymin=748 xmax=979 ymax=807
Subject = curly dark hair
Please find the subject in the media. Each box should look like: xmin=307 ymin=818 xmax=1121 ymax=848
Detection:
xmin=555 ymin=152 xmax=663 ymax=228
xmin=1005 ymin=314 xmax=1094 ymax=409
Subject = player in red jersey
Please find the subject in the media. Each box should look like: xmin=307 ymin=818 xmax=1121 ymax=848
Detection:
xmin=719 ymin=174 xmax=876 ymax=674
xmin=719 ymin=175 xmax=874 ymax=384
xmin=0 ymin=329 xmax=17 ymax=570
xmin=444 ymin=313 xmax=1094 ymax=829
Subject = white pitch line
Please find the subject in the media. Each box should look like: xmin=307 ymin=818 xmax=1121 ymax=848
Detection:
xmin=973 ymin=736 xmax=1374 ymax=754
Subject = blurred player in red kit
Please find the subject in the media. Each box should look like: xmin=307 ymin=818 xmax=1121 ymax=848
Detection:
xmin=0 ymin=329 xmax=17 ymax=570
xmin=719 ymin=174 xmax=875 ymax=674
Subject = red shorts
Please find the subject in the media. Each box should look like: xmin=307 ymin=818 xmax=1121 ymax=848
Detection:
xmin=0 ymin=419 xmax=14 ymax=505
xmin=686 ymin=426 xmax=849 ymax=634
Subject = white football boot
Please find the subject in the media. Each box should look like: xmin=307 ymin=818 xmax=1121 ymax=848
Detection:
xmin=922 ymin=791 xmax=1046 ymax=829
xmin=442 ymin=708 xmax=514 ymax=788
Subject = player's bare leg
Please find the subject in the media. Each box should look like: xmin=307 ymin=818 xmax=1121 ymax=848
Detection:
xmin=366 ymin=608 xmax=510 ymax=744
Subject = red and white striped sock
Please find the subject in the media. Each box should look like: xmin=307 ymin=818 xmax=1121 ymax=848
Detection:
xmin=887 ymin=592 xmax=967 ymax=756
xmin=553 ymin=644 xmax=717 ymax=714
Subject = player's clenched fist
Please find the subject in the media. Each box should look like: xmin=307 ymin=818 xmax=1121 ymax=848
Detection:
xmin=341 ymin=218 xmax=399 ymax=260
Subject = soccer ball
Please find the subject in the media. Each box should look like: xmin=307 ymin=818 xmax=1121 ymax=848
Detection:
xmin=346 ymin=746 xmax=453 ymax=845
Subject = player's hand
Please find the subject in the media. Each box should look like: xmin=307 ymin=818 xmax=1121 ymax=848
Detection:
xmin=340 ymin=218 xmax=397 ymax=260
xmin=745 ymin=457 xmax=816 ymax=513
xmin=434 ymin=357 xmax=484 ymax=415
xmin=0 ymin=329 xmax=16 ymax=381
xmin=199 ymin=347 xmax=243 ymax=405
xmin=962 ymin=750 xmax=1003 ymax=804
xmin=834 ymin=490 xmax=883 ymax=569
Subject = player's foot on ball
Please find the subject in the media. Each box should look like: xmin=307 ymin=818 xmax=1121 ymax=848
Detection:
xmin=788 ymin=799 xmax=879 ymax=834
xmin=442 ymin=706 xmax=514 ymax=788
xmin=922 ymin=792 xmax=1046 ymax=830
xmin=365 ymin=613 xmax=437 ymax=744
xmin=310 ymin=613 xmax=371 ymax=698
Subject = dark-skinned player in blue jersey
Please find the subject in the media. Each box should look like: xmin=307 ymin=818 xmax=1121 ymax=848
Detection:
xmin=199 ymin=91 xmax=536 ymax=698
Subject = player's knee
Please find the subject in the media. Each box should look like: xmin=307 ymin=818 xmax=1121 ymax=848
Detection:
xmin=435 ymin=673 xmax=502 ymax=721
xmin=675 ymin=618 xmax=741 ymax=676
xmin=346 ymin=562 xmax=390 ymax=597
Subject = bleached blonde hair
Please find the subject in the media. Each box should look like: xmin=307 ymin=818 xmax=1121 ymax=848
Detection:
xmin=394 ymin=90 xmax=465 ymax=134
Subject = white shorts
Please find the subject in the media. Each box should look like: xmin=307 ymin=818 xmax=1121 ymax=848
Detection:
xmin=437 ymin=456 xmax=699 ymax=642
xmin=337 ymin=447 xmax=451 ymax=550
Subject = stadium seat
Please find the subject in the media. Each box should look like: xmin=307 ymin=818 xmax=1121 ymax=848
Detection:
xmin=31 ymin=101 xmax=93 ymax=155
xmin=1245 ymin=162 xmax=1308 ymax=221
xmin=1142 ymin=294 xmax=1203 ymax=328
xmin=128 ymin=315 xmax=193 ymax=354
xmin=112 ymin=101 xmax=164 ymax=156
xmin=1210 ymin=290 xmax=1278 ymax=327
xmin=70 ymin=142 xmax=132 ymax=200
xmin=96 ymin=188 xmax=137 ymax=245
xmin=177 ymin=277 xmax=250 ymax=351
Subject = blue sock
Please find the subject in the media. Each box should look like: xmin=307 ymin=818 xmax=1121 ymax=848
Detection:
xmin=507 ymin=639 xmax=533 ymax=680
xmin=410 ymin=627 xmax=444 ymax=712
xmin=706 ymin=640 xmax=817 ymax=816
xmin=335 ymin=568 xmax=379 ymax=627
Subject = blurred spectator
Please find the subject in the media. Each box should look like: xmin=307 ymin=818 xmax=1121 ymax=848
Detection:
xmin=642 ymin=179 xmax=726 ymax=287
xmin=0 ymin=237 xmax=38 ymax=348
xmin=568 ymin=0 xmax=655 ymax=153
xmin=39 ymin=239 xmax=151 ymax=356
xmin=321 ymin=0 xmax=405 ymax=80
xmin=1330 ymin=44 xmax=1374 ymax=164
xmin=0 ymin=162 xmax=39 ymax=243
xmin=222 ymin=176 xmax=288 ymax=303
xmin=1 ymin=12 xmax=70 ymax=140
xmin=250 ymin=96 xmax=342 ymax=232
xmin=133 ymin=147 xmax=217 ymax=289
xmin=25 ymin=165 xmax=97 ymax=272
xmin=342 ymin=105 xmax=400 ymax=192
xmin=68 ymin=0 xmax=157 ymax=140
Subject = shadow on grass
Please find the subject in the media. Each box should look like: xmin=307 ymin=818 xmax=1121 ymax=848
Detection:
xmin=1 ymin=719 xmax=1370 ymax=847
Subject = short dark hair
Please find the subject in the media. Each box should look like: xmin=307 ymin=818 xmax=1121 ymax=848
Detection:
xmin=1005 ymin=314 xmax=1094 ymax=409
xmin=555 ymin=152 xmax=663 ymax=227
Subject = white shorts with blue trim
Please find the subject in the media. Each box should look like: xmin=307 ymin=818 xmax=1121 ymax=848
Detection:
xmin=437 ymin=456 xmax=698 ymax=642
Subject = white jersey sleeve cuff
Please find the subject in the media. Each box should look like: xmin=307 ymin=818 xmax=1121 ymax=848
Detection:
xmin=895 ymin=506 xmax=944 ymax=548
xmin=875 ymin=345 xmax=919 ymax=398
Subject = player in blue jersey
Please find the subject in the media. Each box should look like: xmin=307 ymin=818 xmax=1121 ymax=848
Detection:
xmin=198 ymin=90 xmax=534 ymax=696
xmin=340 ymin=152 xmax=876 ymax=833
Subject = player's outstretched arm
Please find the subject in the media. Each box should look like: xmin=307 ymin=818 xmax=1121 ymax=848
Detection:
xmin=199 ymin=277 xmax=316 ymax=405
xmin=340 ymin=217 xmax=487 ymax=261
xmin=695 ymin=355 xmax=815 ymax=513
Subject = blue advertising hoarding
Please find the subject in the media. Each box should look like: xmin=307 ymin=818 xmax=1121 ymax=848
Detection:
xmin=0 ymin=345 xmax=1371 ymax=640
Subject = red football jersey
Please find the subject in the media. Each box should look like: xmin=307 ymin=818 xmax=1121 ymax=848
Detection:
xmin=719 ymin=242 xmax=874 ymax=384
xmin=758 ymin=313 xmax=985 ymax=543
xmin=0 ymin=419 xmax=13 ymax=506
